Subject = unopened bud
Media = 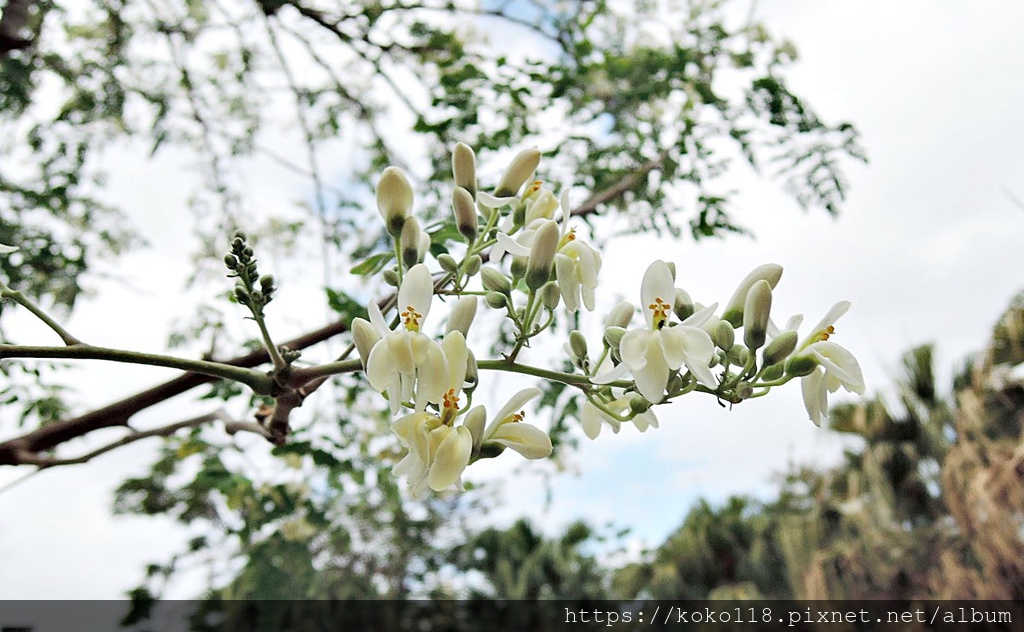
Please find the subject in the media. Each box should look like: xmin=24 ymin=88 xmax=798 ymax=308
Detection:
xmin=674 ymin=289 xmax=694 ymax=322
xmin=713 ymin=320 xmax=735 ymax=351
xmin=510 ymin=256 xmax=527 ymax=282
xmin=382 ymin=268 xmax=400 ymax=287
xmin=417 ymin=231 xmax=430 ymax=264
xmin=722 ymin=263 xmax=783 ymax=327
xmin=569 ymin=330 xmax=588 ymax=361
xmin=376 ymin=166 xmax=414 ymax=238
xmin=604 ymin=326 xmax=626 ymax=348
xmin=233 ymin=285 xmax=249 ymax=305
xmin=541 ymin=282 xmax=561 ymax=310
xmin=446 ymin=296 xmax=478 ymax=336
xmin=452 ymin=186 xmax=478 ymax=242
xmin=437 ymin=253 xmax=459 ymax=274
xmin=224 ymin=253 xmax=239 ymax=270
xmin=761 ymin=363 xmax=785 ymax=381
xmin=743 ymin=280 xmax=772 ymax=351
xmin=352 ymin=318 xmax=381 ymax=369
xmin=259 ymin=274 xmax=275 ymax=291
xmin=629 ymin=396 xmax=651 ymax=415
xmin=494 ymin=148 xmax=541 ymax=197
xmin=763 ymin=331 xmax=798 ymax=366
xmin=465 ymin=349 xmax=479 ymax=388
xmin=465 ymin=254 xmax=482 ymax=276
xmin=605 ymin=301 xmax=634 ymax=329
xmin=232 ymin=228 xmax=247 ymax=242
xmin=465 ymin=406 xmax=486 ymax=451
xmin=727 ymin=344 xmax=749 ymax=366
xmin=785 ymin=354 xmax=819 ymax=377
xmin=481 ymin=267 xmax=512 ymax=294
xmin=485 ymin=291 xmax=507 ymax=309
xmin=525 ymin=220 xmax=559 ymax=290
xmin=400 ymin=217 xmax=422 ymax=268
xmin=452 ymin=142 xmax=477 ymax=199
xmin=736 ymin=381 xmax=754 ymax=400
xmin=250 ymin=290 xmax=264 ymax=304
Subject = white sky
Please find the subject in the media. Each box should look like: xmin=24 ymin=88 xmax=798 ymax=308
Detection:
xmin=2 ymin=0 xmax=1024 ymax=599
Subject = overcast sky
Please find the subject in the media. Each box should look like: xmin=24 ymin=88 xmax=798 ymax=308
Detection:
xmin=2 ymin=1 xmax=1024 ymax=599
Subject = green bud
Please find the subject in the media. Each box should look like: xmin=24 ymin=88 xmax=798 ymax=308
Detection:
xmin=452 ymin=186 xmax=478 ymax=242
xmin=376 ymin=166 xmax=414 ymax=238
xmin=243 ymin=245 xmax=254 ymax=259
xmin=232 ymin=228 xmax=247 ymax=242
xmin=743 ymin=280 xmax=772 ymax=351
xmin=722 ymin=263 xmax=784 ymax=327
xmin=541 ymin=282 xmax=561 ymax=310
xmin=735 ymin=381 xmax=754 ymax=400
xmin=569 ymin=330 xmax=588 ymax=361
xmin=785 ymin=354 xmax=819 ymax=377
xmin=727 ymin=344 xmax=749 ymax=366
xmin=382 ymin=268 xmax=400 ymax=287
xmin=666 ymin=372 xmax=685 ymax=394
xmin=674 ymin=288 xmax=694 ymax=322
xmin=465 ymin=254 xmax=482 ymax=276
xmin=494 ymin=147 xmax=541 ymax=197
xmin=761 ymin=363 xmax=785 ymax=381
xmin=400 ymin=217 xmax=422 ymax=268
xmin=510 ymin=256 xmax=527 ymax=282
xmin=452 ymin=142 xmax=477 ymax=199
xmin=437 ymin=253 xmax=459 ymax=274
xmin=763 ymin=331 xmax=798 ymax=366
xmin=605 ymin=301 xmax=634 ymax=329
xmin=481 ymin=266 xmax=512 ymax=294
xmin=250 ymin=290 xmax=264 ymax=304
xmin=259 ymin=274 xmax=275 ymax=291
xmin=485 ymin=291 xmax=507 ymax=309
xmin=603 ymin=326 xmax=626 ymax=349
xmin=713 ymin=320 xmax=735 ymax=351
xmin=525 ymin=219 xmax=559 ymax=291
xmin=224 ymin=253 xmax=239 ymax=270
xmin=629 ymin=395 xmax=651 ymax=415
xmin=233 ymin=285 xmax=249 ymax=305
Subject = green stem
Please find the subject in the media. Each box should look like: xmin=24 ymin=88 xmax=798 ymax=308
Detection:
xmin=255 ymin=315 xmax=288 ymax=371
xmin=0 ymin=286 xmax=82 ymax=346
xmin=477 ymin=358 xmax=592 ymax=387
xmin=0 ymin=344 xmax=273 ymax=394
xmin=289 ymin=358 xmax=364 ymax=383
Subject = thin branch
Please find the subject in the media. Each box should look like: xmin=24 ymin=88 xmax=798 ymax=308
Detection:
xmin=0 ymin=285 xmax=83 ymax=345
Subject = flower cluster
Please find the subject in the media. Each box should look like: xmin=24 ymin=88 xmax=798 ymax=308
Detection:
xmin=350 ymin=144 xmax=864 ymax=496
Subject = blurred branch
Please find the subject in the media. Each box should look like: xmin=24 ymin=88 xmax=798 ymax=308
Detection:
xmin=0 ymin=0 xmax=34 ymax=56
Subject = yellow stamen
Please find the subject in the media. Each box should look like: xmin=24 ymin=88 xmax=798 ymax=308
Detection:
xmin=558 ymin=226 xmax=577 ymax=250
xmin=649 ymin=297 xmax=671 ymax=330
xmin=401 ymin=305 xmax=422 ymax=331
xmin=812 ymin=325 xmax=835 ymax=343
xmin=440 ymin=388 xmax=459 ymax=425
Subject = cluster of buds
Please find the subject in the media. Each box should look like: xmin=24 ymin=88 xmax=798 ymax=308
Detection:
xmin=344 ymin=143 xmax=864 ymax=495
xmin=225 ymin=230 xmax=277 ymax=317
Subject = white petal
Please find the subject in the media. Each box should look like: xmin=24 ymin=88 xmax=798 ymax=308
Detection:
xmin=633 ymin=335 xmax=670 ymax=403
xmin=811 ymin=341 xmax=865 ymax=394
xmin=590 ymin=362 xmax=631 ymax=385
xmin=398 ymin=264 xmax=435 ymax=324
xmin=808 ymin=301 xmax=851 ymax=337
xmin=428 ymin=426 xmax=472 ymax=491
xmin=619 ymin=330 xmax=650 ymax=372
xmin=476 ymin=191 xmax=518 ymax=208
xmin=368 ymin=300 xmax=391 ymax=336
xmin=672 ymin=327 xmax=718 ymax=388
xmin=0 ymin=243 xmax=17 ymax=254
xmin=580 ymin=402 xmax=603 ymax=439
xmin=681 ymin=302 xmax=719 ymax=328
xmin=640 ymin=260 xmax=675 ymax=329
xmin=366 ymin=343 xmax=393 ymax=392
xmin=442 ymin=331 xmax=469 ymax=390
xmin=487 ymin=423 xmax=553 ymax=459
xmin=415 ymin=342 xmax=449 ymax=410
xmin=555 ymin=254 xmax=580 ymax=312
xmin=801 ymin=368 xmax=828 ymax=427
xmin=495 ymin=232 xmax=532 ymax=258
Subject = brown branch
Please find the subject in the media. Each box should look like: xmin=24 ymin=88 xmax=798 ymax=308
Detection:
xmin=0 ymin=0 xmax=34 ymax=56
xmin=0 ymin=158 xmax=663 ymax=467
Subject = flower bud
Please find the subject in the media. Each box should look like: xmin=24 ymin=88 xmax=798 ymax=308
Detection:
xmin=437 ymin=253 xmax=459 ymax=274
xmin=722 ymin=263 xmax=783 ymax=327
xmin=569 ymin=330 xmax=589 ymax=361
xmin=541 ymin=281 xmax=561 ymax=310
xmin=713 ymin=320 xmax=735 ymax=351
xmin=494 ymin=148 xmax=541 ymax=197
xmin=259 ymin=274 xmax=276 ymax=292
xmin=465 ymin=254 xmax=482 ymax=276
xmin=674 ymin=288 xmax=694 ymax=322
xmin=785 ymin=354 xmax=819 ymax=377
xmin=417 ymin=231 xmax=431 ymax=264
xmin=382 ymin=268 xmax=400 ymax=287
xmin=465 ymin=405 xmax=487 ymax=452
xmin=763 ymin=330 xmax=798 ymax=366
xmin=485 ymin=291 xmax=507 ymax=309
xmin=481 ymin=266 xmax=512 ymax=294
xmin=524 ymin=188 xmax=558 ymax=224
xmin=727 ymin=344 xmax=749 ymax=366
xmin=465 ymin=348 xmax=479 ymax=388
xmin=452 ymin=142 xmax=477 ymax=199
xmin=604 ymin=326 xmax=626 ymax=349
xmin=743 ymin=280 xmax=772 ymax=351
xmin=376 ymin=166 xmax=414 ymax=238
xmin=629 ymin=395 xmax=651 ymax=415
xmin=510 ymin=256 xmax=527 ymax=282
xmin=352 ymin=317 xmax=381 ymax=369
xmin=735 ymin=381 xmax=754 ymax=400
xmin=400 ymin=217 xmax=423 ymax=268
xmin=525 ymin=220 xmax=559 ymax=291
xmin=446 ymin=296 xmax=478 ymax=336
xmin=232 ymin=228 xmax=248 ymax=242
xmin=761 ymin=363 xmax=785 ymax=381
xmin=605 ymin=301 xmax=634 ymax=329
xmin=452 ymin=186 xmax=478 ymax=242
xmin=224 ymin=253 xmax=239 ymax=270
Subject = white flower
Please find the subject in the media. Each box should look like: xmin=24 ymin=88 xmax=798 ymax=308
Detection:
xmin=0 ymin=244 xmax=17 ymax=254
xmin=553 ymin=190 xmax=602 ymax=312
xmin=470 ymin=387 xmax=552 ymax=460
xmin=794 ymin=301 xmax=866 ymax=426
xmin=364 ymin=264 xmax=448 ymax=414
xmin=390 ymin=330 xmax=474 ymax=496
xmin=592 ymin=261 xmax=717 ymax=403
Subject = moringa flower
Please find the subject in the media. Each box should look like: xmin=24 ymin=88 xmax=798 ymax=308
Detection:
xmin=552 ymin=190 xmax=602 ymax=312
xmin=363 ymin=264 xmax=448 ymax=415
xmin=792 ymin=301 xmax=866 ymax=426
xmin=592 ymin=260 xmax=717 ymax=403
xmin=470 ymin=387 xmax=552 ymax=460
